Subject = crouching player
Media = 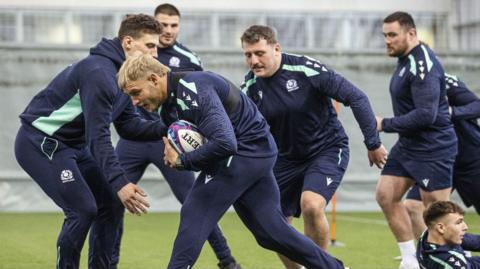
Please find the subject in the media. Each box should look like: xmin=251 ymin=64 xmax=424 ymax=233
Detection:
xmin=417 ymin=201 xmax=480 ymax=268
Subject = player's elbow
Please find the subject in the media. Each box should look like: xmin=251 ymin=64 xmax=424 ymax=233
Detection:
xmin=417 ymin=108 xmax=437 ymax=125
xmin=223 ymin=140 xmax=238 ymax=155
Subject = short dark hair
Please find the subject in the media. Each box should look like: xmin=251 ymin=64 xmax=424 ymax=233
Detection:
xmin=384 ymin=11 xmax=416 ymax=29
xmin=118 ymin=14 xmax=162 ymax=40
xmin=154 ymin=3 xmax=181 ymax=17
xmin=241 ymin=25 xmax=278 ymax=45
xmin=423 ymin=201 xmax=465 ymax=228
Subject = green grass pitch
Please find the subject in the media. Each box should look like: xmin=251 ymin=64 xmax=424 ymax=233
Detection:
xmin=1 ymin=212 xmax=479 ymax=269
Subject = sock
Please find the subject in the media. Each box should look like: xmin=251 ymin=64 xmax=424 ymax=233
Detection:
xmin=398 ymin=240 xmax=416 ymax=262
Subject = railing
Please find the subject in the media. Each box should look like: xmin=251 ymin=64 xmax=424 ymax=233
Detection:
xmin=0 ymin=8 xmax=466 ymax=51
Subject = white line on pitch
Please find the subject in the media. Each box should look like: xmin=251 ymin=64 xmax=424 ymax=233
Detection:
xmin=335 ymin=215 xmax=389 ymax=226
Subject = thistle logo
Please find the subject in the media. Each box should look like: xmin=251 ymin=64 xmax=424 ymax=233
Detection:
xmin=286 ymin=79 xmax=299 ymax=92
xmin=60 ymin=169 xmax=75 ymax=183
xmin=422 ymin=178 xmax=429 ymax=187
xmin=169 ymin=56 xmax=180 ymax=67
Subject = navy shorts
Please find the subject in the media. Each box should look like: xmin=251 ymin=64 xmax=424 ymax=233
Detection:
xmin=406 ymin=161 xmax=480 ymax=214
xmin=381 ymin=146 xmax=454 ymax=192
xmin=274 ymin=146 xmax=349 ymax=218
xmin=405 ymin=185 xmax=421 ymax=200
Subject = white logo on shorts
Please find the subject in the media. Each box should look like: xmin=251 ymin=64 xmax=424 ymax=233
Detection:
xmin=61 ymin=170 xmax=75 ymax=183
xmin=422 ymin=178 xmax=429 ymax=187
xmin=326 ymin=177 xmax=333 ymax=186
xmin=205 ymin=174 xmax=213 ymax=184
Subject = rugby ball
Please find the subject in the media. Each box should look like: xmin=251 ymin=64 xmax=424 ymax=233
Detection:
xmin=167 ymin=120 xmax=205 ymax=153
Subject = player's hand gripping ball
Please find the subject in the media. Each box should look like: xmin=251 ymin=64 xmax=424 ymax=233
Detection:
xmin=167 ymin=120 xmax=205 ymax=153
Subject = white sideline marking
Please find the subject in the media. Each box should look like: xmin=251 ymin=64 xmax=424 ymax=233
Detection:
xmin=336 ymin=215 xmax=389 ymax=226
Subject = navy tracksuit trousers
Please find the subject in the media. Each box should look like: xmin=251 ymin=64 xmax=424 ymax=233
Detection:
xmin=15 ymin=125 xmax=124 ymax=269
xmin=167 ymin=154 xmax=345 ymax=269
xmin=111 ymin=139 xmax=234 ymax=267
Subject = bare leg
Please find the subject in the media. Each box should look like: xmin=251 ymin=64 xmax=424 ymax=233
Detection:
xmin=404 ymin=199 xmax=426 ymax=239
xmin=420 ymin=188 xmax=451 ymax=207
xmin=277 ymin=191 xmax=329 ymax=269
xmin=376 ymin=175 xmax=418 ymax=268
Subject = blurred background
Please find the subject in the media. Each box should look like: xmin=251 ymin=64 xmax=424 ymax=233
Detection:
xmin=1 ymin=0 xmax=479 ymax=212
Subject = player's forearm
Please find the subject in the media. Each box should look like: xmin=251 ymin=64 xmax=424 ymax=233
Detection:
xmin=382 ymin=107 xmax=437 ymax=133
xmin=452 ymin=99 xmax=480 ymax=120
xmin=462 ymin=233 xmax=480 ymax=251
xmin=115 ymin=117 xmax=166 ymax=141
xmin=182 ymin=138 xmax=237 ymax=171
xmin=350 ymin=101 xmax=381 ymax=150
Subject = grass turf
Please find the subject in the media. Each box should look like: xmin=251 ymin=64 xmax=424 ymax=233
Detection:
xmin=1 ymin=212 xmax=479 ymax=269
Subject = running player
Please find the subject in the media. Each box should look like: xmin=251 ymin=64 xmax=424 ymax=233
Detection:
xmin=112 ymin=4 xmax=240 ymax=269
xmin=405 ymin=75 xmax=480 ymax=239
xmin=117 ymin=54 xmax=348 ymax=269
xmin=240 ymin=24 xmax=387 ymax=269
xmin=14 ymin=14 xmax=161 ymax=268
xmin=376 ymin=11 xmax=457 ymax=269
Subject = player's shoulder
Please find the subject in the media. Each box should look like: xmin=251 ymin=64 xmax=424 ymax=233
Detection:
xmin=445 ymin=73 xmax=467 ymax=90
xmin=172 ymin=41 xmax=202 ymax=67
xmin=281 ymin=53 xmax=329 ymax=77
xmin=443 ymin=250 xmax=468 ymax=267
xmin=176 ymin=76 xmax=201 ymax=111
xmin=420 ymin=249 xmax=467 ymax=269
xmin=182 ymin=71 xmax=224 ymax=90
xmin=173 ymin=41 xmax=194 ymax=53
xmin=405 ymin=44 xmax=439 ymax=78
xmin=240 ymin=71 xmax=257 ymax=93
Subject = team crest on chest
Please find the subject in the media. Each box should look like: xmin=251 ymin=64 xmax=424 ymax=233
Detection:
xmin=169 ymin=56 xmax=180 ymax=68
xmin=60 ymin=169 xmax=75 ymax=183
xmin=286 ymin=79 xmax=299 ymax=92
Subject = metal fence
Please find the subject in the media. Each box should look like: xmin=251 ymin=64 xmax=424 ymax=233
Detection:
xmin=0 ymin=8 xmax=456 ymax=51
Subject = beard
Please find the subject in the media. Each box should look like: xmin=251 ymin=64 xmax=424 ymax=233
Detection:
xmin=387 ymin=45 xmax=408 ymax=57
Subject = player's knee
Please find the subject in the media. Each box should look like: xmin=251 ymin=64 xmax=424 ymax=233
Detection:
xmin=375 ymin=189 xmax=392 ymax=208
xmin=254 ymin=234 xmax=277 ymax=251
xmin=404 ymin=200 xmax=424 ymax=217
xmin=301 ymin=200 xmax=325 ymax=220
xmin=74 ymin=203 xmax=98 ymax=223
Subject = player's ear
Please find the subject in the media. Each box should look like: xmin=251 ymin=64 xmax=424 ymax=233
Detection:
xmin=408 ymin=27 xmax=417 ymax=38
xmin=274 ymin=43 xmax=281 ymax=52
xmin=150 ymin=73 xmax=158 ymax=84
xmin=436 ymin=222 xmax=446 ymax=234
xmin=122 ymin=36 xmax=133 ymax=50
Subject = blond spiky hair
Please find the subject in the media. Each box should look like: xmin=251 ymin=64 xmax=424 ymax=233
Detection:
xmin=117 ymin=54 xmax=170 ymax=90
